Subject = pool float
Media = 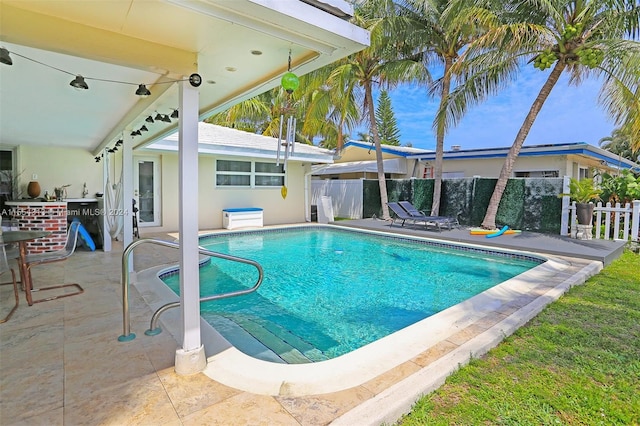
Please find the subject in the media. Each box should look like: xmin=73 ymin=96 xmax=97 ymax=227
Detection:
xmin=486 ymin=225 xmax=509 ymax=238
xmin=469 ymin=228 xmax=521 ymax=236
xmin=73 ymin=219 xmax=96 ymax=251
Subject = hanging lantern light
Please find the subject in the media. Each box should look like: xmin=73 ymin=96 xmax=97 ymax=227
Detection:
xmin=281 ymin=72 xmax=299 ymax=94
xmin=281 ymin=49 xmax=299 ymax=94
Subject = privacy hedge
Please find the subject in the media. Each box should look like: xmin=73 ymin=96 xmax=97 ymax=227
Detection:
xmin=363 ymin=177 xmax=563 ymax=233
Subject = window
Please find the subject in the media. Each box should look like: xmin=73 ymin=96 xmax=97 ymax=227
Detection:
xmin=216 ymin=160 xmax=284 ymax=188
xmin=442 ymin=171 xmax=464 ymax=179
xmin=579 ymin=167 xmax=590 ymax=180
xmin=514 ymin=170 xmax=559 ymax=178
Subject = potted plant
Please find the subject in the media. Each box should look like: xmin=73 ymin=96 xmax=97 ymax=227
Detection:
xmin=559 ymin=178 xmax=602 ymax=225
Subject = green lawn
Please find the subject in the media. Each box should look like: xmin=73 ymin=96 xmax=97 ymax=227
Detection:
xmin=398 ymin=250 xmax=640 ymax=426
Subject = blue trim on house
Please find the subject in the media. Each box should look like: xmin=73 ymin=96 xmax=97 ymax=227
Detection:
xmin=343 ymin=141 xmax=421 ymax=157
xmin=408 ymin=143 xmax=640 ymax=172
xmin=222 ymin=208 xmax=263 ymax=212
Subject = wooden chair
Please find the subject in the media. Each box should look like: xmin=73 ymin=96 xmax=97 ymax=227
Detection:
xmin=0 ymin=233 xmax=19 ymax=323
xmin=24 ymin=220 xmax=84 ymax=305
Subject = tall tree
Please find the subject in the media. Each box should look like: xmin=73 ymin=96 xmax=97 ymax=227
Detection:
xmin=331 ymin=0 xmax=429 ymax=220
xmin=599 ymin=127 xmax=637 ymax=162
xmin=398 ymin=0 xmax=493 ymax=216
xmin=205 ymin=70 xmax=356 ymax=147
xmin=376 ymin=90 xmax=402 ymax=145
xmin=443 ymin=0 xmax=640 ymax=229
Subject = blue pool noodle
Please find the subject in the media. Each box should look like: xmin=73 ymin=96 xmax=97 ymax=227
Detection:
xmin=486 ymin=225 xmax=509 ymax=239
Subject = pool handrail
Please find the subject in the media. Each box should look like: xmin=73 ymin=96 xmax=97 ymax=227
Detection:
xmin=119 ymin=237 xmax=264 ymax=342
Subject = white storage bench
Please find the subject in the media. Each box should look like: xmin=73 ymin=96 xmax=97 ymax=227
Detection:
xmin=222 ymin=208 xmax=264 ymax=230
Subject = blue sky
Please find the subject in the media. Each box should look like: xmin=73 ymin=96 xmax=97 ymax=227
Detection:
xmin=354 ymin=68 xmax=616 ymax=151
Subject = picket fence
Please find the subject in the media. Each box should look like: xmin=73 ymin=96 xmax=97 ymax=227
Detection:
xmin=560 ymin=199 xmax=640 ymax=242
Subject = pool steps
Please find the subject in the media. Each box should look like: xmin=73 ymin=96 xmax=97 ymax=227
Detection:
xmin=210 ymin=313 xmax=330 ymax=363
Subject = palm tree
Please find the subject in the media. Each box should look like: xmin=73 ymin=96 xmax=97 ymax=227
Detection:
xmin=444 ymin=0 xmax=640 ymax=229
xmin=206 ymin=65 xmax=361 ymax=149
xmin=300 ymin=66 xmax=362 ymax=150
xmin=331 ymin=0 xmax=429 ymax=220
xmin=398 ymin=0 xmax=492 ymax=216
xmin=599 ymin=127 xmax=636 ymax=162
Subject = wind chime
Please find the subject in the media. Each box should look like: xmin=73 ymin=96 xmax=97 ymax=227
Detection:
xmin=277 ymin=50 xmax=300 ymax=199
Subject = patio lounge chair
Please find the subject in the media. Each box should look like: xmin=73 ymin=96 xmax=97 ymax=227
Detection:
xmin=387 ymin=202 xmax=421 ymax=228
xmin=397 ymin=201 xmax=459 ymax=231
xmin=387 ymin=202 xmax=444 ymax=231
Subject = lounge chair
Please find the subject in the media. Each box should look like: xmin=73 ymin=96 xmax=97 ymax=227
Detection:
xmin=397 ymin=201 xmax=459 ymax=231
xmin=387 ymin=202 xmax=421 ymax=228
xmin=388 ymin=202 xmax=443 ymax=231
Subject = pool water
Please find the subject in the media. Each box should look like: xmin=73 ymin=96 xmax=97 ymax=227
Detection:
xmin=161 ymin=227 xmax=541 ymax=363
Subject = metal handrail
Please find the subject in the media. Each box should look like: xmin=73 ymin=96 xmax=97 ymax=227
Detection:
xmin=118 ymin=237 xmax=263 ymax=342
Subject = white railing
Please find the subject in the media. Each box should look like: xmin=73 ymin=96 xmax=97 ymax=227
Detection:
xmin=561 ymin=199 xmax=640 ymax=241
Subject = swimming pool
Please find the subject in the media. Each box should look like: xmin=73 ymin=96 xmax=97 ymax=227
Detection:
xmin=160 ymin=226 xmax=541 ymax=363
xmin=136 ymin=224 xmax=585 ymax=395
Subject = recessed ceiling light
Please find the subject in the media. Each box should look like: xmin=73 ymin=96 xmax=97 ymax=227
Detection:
xmin=225 ymin=67 xmax=237 ymax=72
xmin=251 ymin=50 xmax=262 ymax=55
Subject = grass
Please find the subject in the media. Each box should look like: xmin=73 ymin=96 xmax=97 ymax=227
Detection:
xmin=398 ymin=249 xmax=640 ymax=426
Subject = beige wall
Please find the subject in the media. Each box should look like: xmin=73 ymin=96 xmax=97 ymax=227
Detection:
xmin=142 ymin=152 xmax=311 ymax=233
xmin=338 ymin=146 xmax=401 ymax=162
xmin=14 ymin=145 xmax=103 ymax=199
xmin=423 ymin=154 xmax=615 ymax=179
xmin=12 ymin=145 xmax=312 ymax=235
xmin=433 ymin=156 xmax=567 ymax=178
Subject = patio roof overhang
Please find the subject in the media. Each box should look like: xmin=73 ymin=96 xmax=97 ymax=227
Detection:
xmin=0 ymin=0 xmax=370 ymax=374
xmin=0 ymin=0 xmax=369 ymax=155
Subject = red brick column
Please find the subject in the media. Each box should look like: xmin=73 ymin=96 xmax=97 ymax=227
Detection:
xmin=7 ymin=202 xmax=67 ymax=253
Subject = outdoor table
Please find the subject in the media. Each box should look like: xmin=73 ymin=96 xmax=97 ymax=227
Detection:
xmin=3 ymin=230 xmax=51 ymax=306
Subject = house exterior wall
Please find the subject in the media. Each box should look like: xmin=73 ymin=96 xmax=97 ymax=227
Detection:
xmin=13 ymin=145 xmax=103 ymax=199
xmin=421 ymin=155 xmax=616 ymax=179
xmin=143 ymin=152 xmax=310 ymax=233
xmin=337 ymin=146 xmax=402 ymax=162
xmin=12 ymin=144 xmax=312 ymax=235
xmin=430 ymin=155 xmax=568 ymax=178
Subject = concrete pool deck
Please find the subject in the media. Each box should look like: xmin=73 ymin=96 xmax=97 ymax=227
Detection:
xmin=0 ymin=222 xmax=625 ymax=425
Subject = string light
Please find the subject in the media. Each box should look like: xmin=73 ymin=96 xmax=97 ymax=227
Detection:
xmin=0 ymin=47 xmax=204 ymax=163
xmin=0 ymin=47 xmax=202 ymax=97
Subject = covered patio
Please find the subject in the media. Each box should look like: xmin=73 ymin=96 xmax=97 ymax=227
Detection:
xmin=1 ymin=0 xmax=369 ymax=376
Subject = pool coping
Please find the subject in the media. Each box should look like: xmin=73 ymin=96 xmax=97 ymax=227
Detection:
xmin=132 ymin=224 xmax=603 ymax=407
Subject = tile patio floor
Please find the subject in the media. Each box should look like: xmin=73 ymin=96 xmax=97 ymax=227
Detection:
xmin=0 ymin=223 xmax=617 ymax=425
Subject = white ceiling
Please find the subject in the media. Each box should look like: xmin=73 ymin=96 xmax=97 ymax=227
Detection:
xmin=0 ymin=0 xmax=369 ymax=156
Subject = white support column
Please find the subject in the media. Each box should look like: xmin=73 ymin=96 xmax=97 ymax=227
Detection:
xmin=174 ymin=78 xmax=206 ymax=375
xmin=123 ymin=141 xmax=134 ymax=250
xmin=102 ymin=149 xmax=112 ymax=252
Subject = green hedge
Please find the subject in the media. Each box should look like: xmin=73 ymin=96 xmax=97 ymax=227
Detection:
xmin=363 ymin=177 xmax=563 ymax=233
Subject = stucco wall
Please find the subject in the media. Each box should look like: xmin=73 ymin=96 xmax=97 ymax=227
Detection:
xmin=338 ymin=145 xmax=400 ymax=162
xmin=11 ymin=145 xmax=312 ymax=235
xmin=14 ymin=145 xmax=103 ymax=199
xmin=438 ymin=156 xmax=568 ymax=177
xmin=142 ymin=153 xmax=311 ymax=233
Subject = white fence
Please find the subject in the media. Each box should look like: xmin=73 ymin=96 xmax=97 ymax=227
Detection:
xmin=560 ymin=175 xmax=640 ymax=241
xmin=561 ymin=199 xmax=640 ymax=242
xmin=311 ymin=179 xmax=364 ymax=219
